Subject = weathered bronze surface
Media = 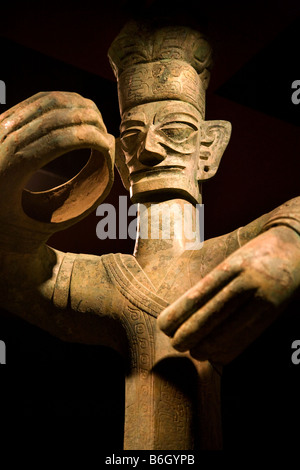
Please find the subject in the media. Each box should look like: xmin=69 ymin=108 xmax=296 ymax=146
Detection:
xmin=1 ymin=21 xmax=300 ymax=449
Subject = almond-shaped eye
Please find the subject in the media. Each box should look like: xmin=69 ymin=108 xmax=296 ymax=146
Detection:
xmin=159 ymin=123 xmax=197 ymax=143
xmin=120 ymin=129 xmax=141 ymax=151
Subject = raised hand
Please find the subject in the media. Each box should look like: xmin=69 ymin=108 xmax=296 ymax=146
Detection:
xmin=0 ymin=91 xmax=115 ymax=252
xmin=158 ymin=225 xmax=300 ymax=365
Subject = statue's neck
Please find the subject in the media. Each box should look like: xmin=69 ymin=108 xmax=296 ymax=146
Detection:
xmin=133 ymin=198 xmax=203 ymax=287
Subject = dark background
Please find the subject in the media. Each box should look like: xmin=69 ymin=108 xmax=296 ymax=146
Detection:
xmin=0 ymin=0 xmax=300 ymax=452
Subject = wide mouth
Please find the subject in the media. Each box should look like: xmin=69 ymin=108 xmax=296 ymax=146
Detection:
xmin=130 ymin=165 xmax=185 ymax=182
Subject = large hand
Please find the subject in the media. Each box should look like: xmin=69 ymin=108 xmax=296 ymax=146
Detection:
xmin=0 ymin=91 xmax=114 ymax=252
xmin=158 ymin=226 xmax=300 ymax=365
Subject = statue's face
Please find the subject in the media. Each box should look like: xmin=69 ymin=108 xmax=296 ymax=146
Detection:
xmin=119 ymin=100 xmax=203 ymax=204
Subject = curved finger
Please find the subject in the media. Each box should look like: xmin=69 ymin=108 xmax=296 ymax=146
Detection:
xmin=170 ymin=275 xmax=256 ymax=352
xmin=189 ymin=295 xmax=275 ymax=364
xmin=0 ymin=92 xmax=50 ymax=124
xmin=1 ymin=106 xmax=106 ymax=157
xmin=0 ymin=91 xmax=102 ymax=142
xmin=0 ymin=123 xmax=114 ymax=210
xmin=17 ymin=123 xmax=113 ymax=164
xmin=157 ymin=264 xmax=242 ymax=337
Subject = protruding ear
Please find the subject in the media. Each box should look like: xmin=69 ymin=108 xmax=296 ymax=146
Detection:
xmin=197 ymin=120 xmax=232 ymax=181
xmin=115 ymin=137 xmax=130 ymax=191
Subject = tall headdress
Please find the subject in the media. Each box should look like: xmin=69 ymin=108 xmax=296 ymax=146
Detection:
xmin=108 ymin=21 xmax=213 ymax=118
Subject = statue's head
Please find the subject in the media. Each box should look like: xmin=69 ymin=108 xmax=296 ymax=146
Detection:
xmin=108 ymin=21 xmax=231 ymax=204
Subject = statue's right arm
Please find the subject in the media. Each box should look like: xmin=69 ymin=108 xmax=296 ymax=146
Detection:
xmin=0 ymin=92 xmax=119 ymax=347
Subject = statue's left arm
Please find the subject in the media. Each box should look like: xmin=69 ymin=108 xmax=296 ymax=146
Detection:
xmin=158 ymin=197 xmax=300 ymax=364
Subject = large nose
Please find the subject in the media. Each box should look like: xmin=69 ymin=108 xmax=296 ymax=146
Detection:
xmin=137 ymin=128 xmax=166 ymax=166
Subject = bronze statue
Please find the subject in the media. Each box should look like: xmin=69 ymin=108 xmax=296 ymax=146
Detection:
xmin=1 ymin=21 xmax=300 ymax=449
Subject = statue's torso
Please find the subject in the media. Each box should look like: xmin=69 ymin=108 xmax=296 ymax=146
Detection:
xmin=61 ymin=228 xmax=242 ymax=449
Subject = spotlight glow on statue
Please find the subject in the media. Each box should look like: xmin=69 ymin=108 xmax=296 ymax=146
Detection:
xmin=0 ymin=21 xmax=300 ymax=450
